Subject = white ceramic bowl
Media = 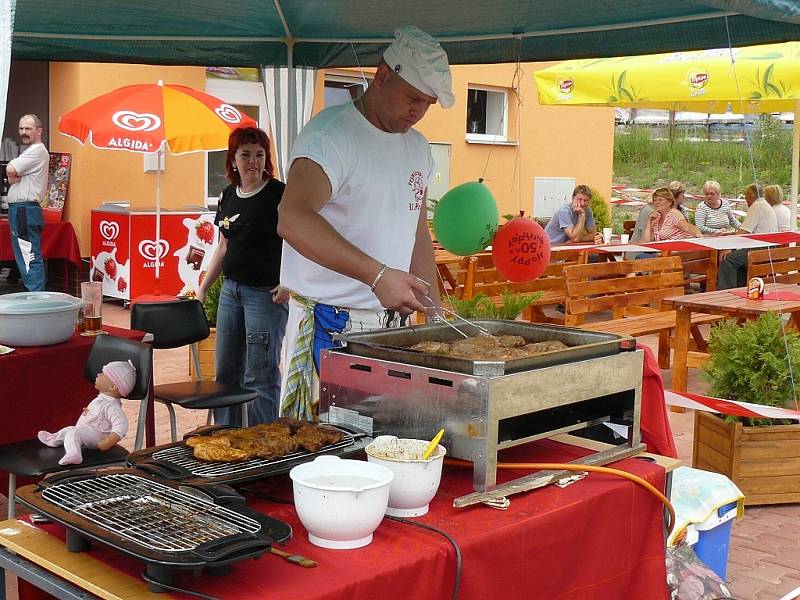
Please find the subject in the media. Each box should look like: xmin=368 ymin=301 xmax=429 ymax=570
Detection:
xmin=289 ymin=455 xmax=393 ymax=549
xmin=365 ymin=436 xmax=446 ymax=517
xmin=0 ymin=292 xmax=84 ymax=346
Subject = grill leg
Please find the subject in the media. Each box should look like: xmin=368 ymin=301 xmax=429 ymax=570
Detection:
xmin=65 ymin=529 xmax=91 ymax=553
xmin=241 ymin=402 xmax=249 ymax=428
xmin=7 ymin=474 xmax=15 ymax=520
xmin=145 ymin=563 xmax=175 ymax=593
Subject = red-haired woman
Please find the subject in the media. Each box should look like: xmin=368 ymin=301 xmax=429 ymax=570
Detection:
xmin=198 ymin=127 xmax=289 ymax=425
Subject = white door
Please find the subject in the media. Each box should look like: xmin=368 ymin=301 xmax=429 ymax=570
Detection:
xmin=428 ymin=143 xmax=451 ymax=217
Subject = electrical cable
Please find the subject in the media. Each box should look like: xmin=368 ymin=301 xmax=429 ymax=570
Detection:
xmin=140 ymin=571 xmax=221 ymax=600
xmin=386 ymin=515 xmax=463 ymax=600
xmin=445 ymin=458 xmax=676 ymax=535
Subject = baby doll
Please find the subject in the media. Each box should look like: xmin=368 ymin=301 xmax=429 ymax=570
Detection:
xmin=38 ymin=360 xmax=135 ymax=465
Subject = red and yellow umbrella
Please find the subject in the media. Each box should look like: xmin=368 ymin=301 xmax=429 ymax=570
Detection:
xmin=59 ymin=82 xmax=258 ymax=296
xmin=58 ymin=81 xmax=257 ymax=154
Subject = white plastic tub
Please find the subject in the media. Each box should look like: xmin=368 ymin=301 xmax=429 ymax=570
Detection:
xmin=289 ymin=455 xmax=393 ymax=549
xmin=0 ymin=292 xmax=83 ymax=346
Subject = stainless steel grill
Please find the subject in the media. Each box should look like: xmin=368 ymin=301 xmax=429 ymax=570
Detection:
xmin=41 ymin=473 xmax=262 ymax=553
xmin=149 ymin=431 xmax=357 ymax=477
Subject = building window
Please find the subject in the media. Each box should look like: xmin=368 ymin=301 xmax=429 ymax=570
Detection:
xmin=324 ymin=75 xmax=370 ymax=108
xmin=466 ymin=86 xmax=508 ymax=142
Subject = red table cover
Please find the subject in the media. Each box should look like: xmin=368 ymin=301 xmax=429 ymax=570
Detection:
xmin=0 ymin=326 xmax=144 ymax=490
xmin=0 ymin=219 xmax=82 ymax=266
xmin=640 ymin=344 xmax=679 ymax=458
xmin=23 ymin=440 xmax=668 ymax=600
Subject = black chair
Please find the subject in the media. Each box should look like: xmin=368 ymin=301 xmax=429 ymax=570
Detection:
xmin=130 ymin=299 xmax=256 ymax=442
xmin=0 ymin=334 xmax=152 ymax=518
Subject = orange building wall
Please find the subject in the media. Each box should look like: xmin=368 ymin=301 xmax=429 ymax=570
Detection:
xmin=316 ymin=63 xmax=613 ymax=218
xmin=49 ymin=63 xmax=207 ymax=255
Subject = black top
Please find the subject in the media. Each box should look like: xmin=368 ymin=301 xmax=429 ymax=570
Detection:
xmin=215 ymin=178 xmax=285 ymax=287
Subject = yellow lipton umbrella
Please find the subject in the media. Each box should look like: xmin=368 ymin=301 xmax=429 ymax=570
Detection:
xmin=534 ymin=41 xmax=800 ymax=228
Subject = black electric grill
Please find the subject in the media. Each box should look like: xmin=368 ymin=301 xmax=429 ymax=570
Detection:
xmin=127 ymin=423 xmax=371 ymax=485
xmin=17 ymin=469 xmax=292 ymax=592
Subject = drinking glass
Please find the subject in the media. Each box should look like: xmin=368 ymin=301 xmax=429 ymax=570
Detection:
xmin=602 ymin=227 xmax=613 ymax=244
xmin=80 ymin=281 xmax=103 ymax=336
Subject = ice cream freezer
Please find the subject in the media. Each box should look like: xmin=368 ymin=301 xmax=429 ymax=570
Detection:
xmin=90 ymin=204 xmax=219 ymax=301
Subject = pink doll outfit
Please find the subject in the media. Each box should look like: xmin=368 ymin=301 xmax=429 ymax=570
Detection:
xmin=38 ymin=393 xmax=129 ymax=465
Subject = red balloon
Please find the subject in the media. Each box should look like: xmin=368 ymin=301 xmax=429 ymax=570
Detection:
xmin=491 ymin=218 xmax=552 ymax=282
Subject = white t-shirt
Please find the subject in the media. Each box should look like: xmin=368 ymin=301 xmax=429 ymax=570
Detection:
xmin=7 ymin=143 xmax=49 ymax=204
xmin=280 ymin=102 xmax=435 ymax=310
xmin=772 ymin=203 xmax=791 ymax=232
xmin=740 ymin=198 xmax=778 ymax=234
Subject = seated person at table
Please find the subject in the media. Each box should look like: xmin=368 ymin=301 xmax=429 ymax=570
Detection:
xmin=667 ymin=180 xmax=691 ymax=220
xmin=544 ymin=184 xmax=603 ymax=244
xmin=765 ymin=184 xmax=790 ymax=232
xmin=37 ymin=360 xmax=134 ymax=465
xmin=695 ymin=180 xmax=739 ymax=236
xmin=717 ymin=183 xmax=778 ymax=289
xmin=639 ymin=187 xmax=700 ymax=244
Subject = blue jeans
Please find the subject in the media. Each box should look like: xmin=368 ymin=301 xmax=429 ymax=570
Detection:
xmin=213 ymin=279 xmax=288 ymax=426
xmin=8 ymin=202 xmax=46 ymax=291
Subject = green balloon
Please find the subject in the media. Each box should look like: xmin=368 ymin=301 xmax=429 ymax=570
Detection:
xmin=433 ymin=182 xmax=499 ymax=256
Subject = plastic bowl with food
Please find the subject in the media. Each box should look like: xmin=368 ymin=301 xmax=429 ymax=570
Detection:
xmin=0 ymin=292 xmax=84 ymax=347
xmin=365 ymin=435 xmax=446 ymax=517
xmin=289 ymin=455 xmax=393 ymax=549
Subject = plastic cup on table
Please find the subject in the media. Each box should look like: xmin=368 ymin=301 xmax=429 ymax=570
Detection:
xmin=620 ymin=234 xmax=630 ymax=244
xmin=602 ymin=227 xmax=613 ymax=244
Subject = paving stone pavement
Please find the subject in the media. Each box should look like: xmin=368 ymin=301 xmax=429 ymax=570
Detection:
xmin=2 ymin=301 xmax=798 ymax=599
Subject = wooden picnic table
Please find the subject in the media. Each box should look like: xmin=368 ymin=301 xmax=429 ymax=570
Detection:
xmin=663 ymin=283 xmax=800 ymax=392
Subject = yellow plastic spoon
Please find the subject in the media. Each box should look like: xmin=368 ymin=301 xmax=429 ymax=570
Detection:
xmin=422 ymin=428 xmax=445 ymax=460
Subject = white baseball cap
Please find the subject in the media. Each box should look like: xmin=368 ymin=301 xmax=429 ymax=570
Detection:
xmin=382 ymin=26 xmax=454 ymax=109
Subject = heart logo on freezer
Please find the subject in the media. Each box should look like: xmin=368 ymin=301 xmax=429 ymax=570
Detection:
xmin=138 ymin=239 xmax=170 ymax=261
xmin=112 ymin=110 xmax=162 ymax=132
xmin=215 ymin=104 xmax=243 ymax=124
xmin=99 ymin=220 xmax=119 ymax=241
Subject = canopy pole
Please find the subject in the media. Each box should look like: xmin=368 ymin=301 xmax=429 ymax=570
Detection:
xmin=287 ymin=39 xmax=297 ymax=158
xmin=154 ymin=145 xmax=162 ymax=285
xmin=792 ymin=101 xmax=799 ymax=231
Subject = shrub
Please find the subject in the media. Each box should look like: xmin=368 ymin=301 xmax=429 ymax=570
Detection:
xmin=588 ymin=187 xmax=612 ymax=231
xmin=702 ymin=312 xmax=800 ymax=425
xmin=203 ymin=275 xmax=224 ymax=326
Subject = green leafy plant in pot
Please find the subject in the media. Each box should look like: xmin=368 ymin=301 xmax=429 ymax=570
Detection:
xmin=203 ymin=275 xmax=224 ymax=327
xmin=702 ymin=312 xmax=800 ymax=425
xmin=450 ymin=289 xmax=542 ymax=320
xmin=191 ymin=275 xmax=223 ymax=381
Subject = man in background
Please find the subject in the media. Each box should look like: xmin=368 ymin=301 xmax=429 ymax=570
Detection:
xmin=6 ymin=114 xmax=49 ymax=291
xmin=544 ymin=184 xmax=602 ymax=244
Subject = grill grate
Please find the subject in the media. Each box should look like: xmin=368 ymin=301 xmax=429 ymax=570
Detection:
xmin=151 ymin=431 xmax=356 ymax=477
xmin=41 ymin=474 xmax=262 ymax=553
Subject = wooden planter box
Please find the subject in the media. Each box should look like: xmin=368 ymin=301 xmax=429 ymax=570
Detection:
xmin=693 ymin=410 xmax=800 ymax=506
xmin=189 ymin=327 xmax=216 ymax=381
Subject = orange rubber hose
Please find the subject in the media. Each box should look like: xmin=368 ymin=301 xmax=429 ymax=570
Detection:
xmin=445 ymin=458 xmax=675 ymax=534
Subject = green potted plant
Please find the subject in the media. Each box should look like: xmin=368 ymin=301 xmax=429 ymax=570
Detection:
xmin=694 ymin=312 xmax=800 ymax=505
xmin=450 ymin=289 xmax=542 ymax=320
xmin=189 ymin=275 xmax=223 ymax=381
xmin=588 ymin=187 xmax=612 ymax=232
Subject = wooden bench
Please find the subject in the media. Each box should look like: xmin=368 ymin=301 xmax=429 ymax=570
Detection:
xmin=563 ymin=256 xmax=724 ymax=368
xmin=747 ymin=245 xmax=800 ymax=284
xmin=665 ymin=249 xmax=718 ymax=291
xmin=451 ymin=248 xmax=585 ymax=324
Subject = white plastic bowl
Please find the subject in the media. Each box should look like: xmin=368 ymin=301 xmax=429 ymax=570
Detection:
xmin=366 ymin=436 xmax=446 ymax=517
xmin=0 ymin=292 xmax=84 ymax=347
xmin=289 ymin=455 xmax=393 ymax=549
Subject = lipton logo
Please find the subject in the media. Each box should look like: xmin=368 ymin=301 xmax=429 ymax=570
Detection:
xmin=215 ymin=104 xmax=243 ymax=124
xmin=112 ymin=110 xmax=162 ymax=132
xmin=688 ymin=70 xmax=709 ymax=89
xmin=99 ymin=220 xmax=119 ymax=241
xmin=138 ymin=239 xmax=170 ymax=261
xmin=558 ymin=78 xmax=574 ymax=94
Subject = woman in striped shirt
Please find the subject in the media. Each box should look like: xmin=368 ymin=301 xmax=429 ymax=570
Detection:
xmin=641 ymin=187 xmax=701 ymax=242
xmin=695 ymin=180 xmax=739 ymax=235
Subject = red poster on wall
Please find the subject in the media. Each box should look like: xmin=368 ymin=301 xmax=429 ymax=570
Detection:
xmin=42 ymin=152 xmax=71 ymax=222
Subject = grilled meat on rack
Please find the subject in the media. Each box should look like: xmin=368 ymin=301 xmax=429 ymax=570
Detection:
xmin=408 ymin=334 xmax=567 ymax=361
xmin=193 ymin=443 xmax=250 ymax=462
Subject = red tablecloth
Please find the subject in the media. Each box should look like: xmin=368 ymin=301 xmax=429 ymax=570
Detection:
xmin=0 ymin=326 xmax=145 ymax=489
xmin=640 ymin=344 xmax=679 ymax=458
xmin=0 ymin=219 xmax=82 ymax=266
xmin=25 ymin=440 xmax=668 ymax=600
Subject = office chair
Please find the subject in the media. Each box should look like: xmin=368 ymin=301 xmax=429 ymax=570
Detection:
xmin=0 ymin=334 xmax=152 ymax=518
xmin=130 ymin=299 xmax=256 ymax=442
